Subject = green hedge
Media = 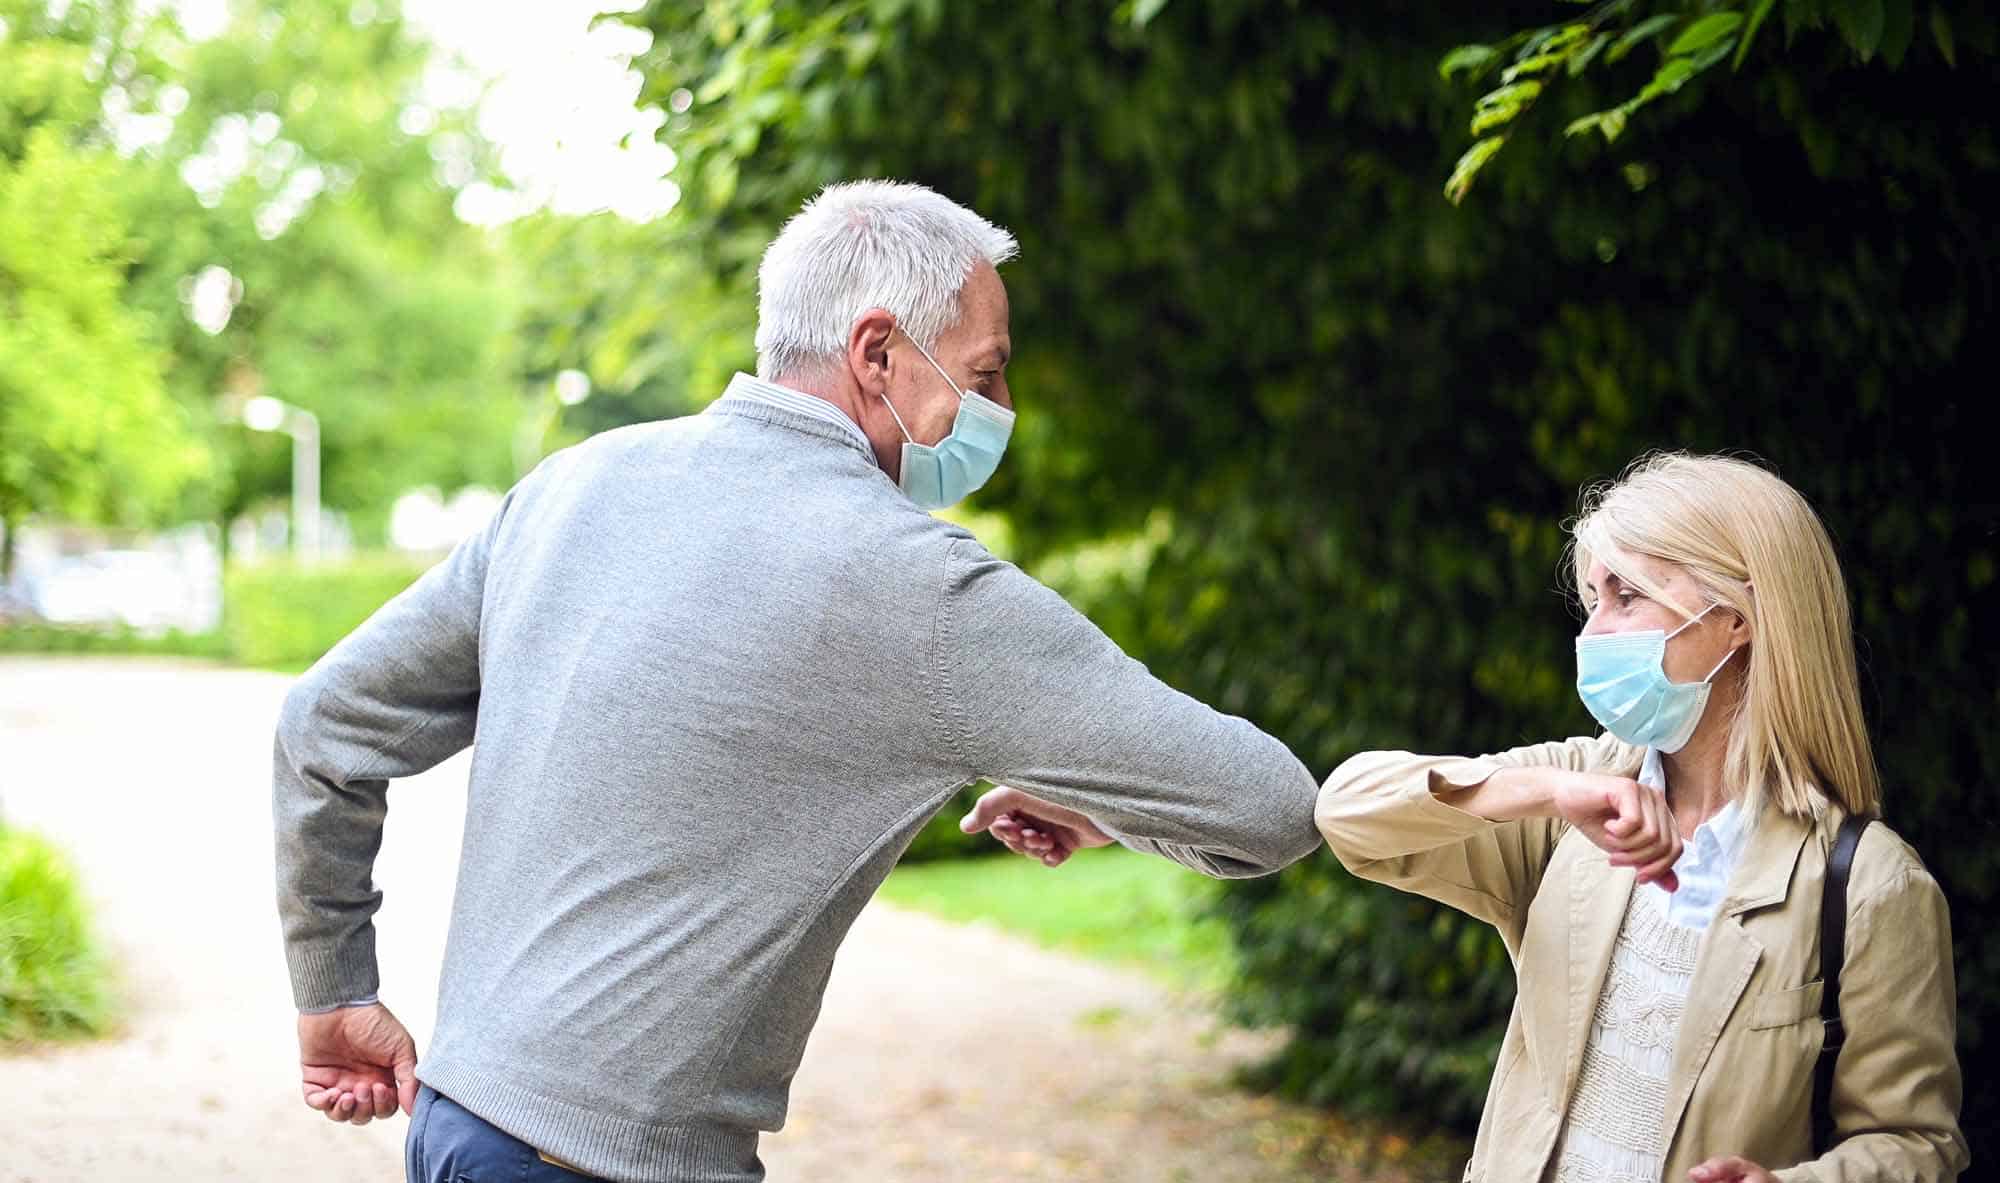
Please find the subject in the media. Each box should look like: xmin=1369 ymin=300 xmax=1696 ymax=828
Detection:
xmin=635 ymin=0 xmax=2000 ymax=1146
xmin=221 ymin=556 xmax=428 ymax=672
xmin=0 ymin=622 xmax=226 ymax=660
xmin=0 ymin=825 xmax=116 ymax=1043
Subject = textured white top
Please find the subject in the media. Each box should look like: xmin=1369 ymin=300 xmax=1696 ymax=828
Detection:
xmin=1546 ymin=749 xmax=1748 ymax=1183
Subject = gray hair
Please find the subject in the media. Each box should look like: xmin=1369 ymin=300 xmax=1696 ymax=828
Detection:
xmin=754 ymin=180 xmax=1019 ymax=382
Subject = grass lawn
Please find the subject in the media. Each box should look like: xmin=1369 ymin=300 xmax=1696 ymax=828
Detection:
xmin=880 ymin=845 xmax=1234 ymax=990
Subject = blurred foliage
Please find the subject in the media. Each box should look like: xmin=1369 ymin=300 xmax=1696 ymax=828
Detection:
xmin=1439 ymin=0 xmax=1996 ymax=200
xmin=0 ymin=0 xmax=528 ymax=552
xmin=501 ymin=211 xmax=753 ymax=454
xmin=0 ymin=621 xmax=227 ymax=659
xmin=0 ymin=2 xmax=207 ymax=573
xmin=630 ymin=0 xmax=1999 ymax=1139
xmin=881 ymin=845 xmax=1234 ymax=990
xmin=0 ymin=824 xmax=118 ymax=1044
xmin=222 ymin=554 xmax=426 ymax=671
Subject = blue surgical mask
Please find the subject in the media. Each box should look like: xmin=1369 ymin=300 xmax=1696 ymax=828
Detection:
xmin=1575 ymin=604 xmax=1739 ymax=753
xmin=877 ymin=335 xmax=1014 ymax=510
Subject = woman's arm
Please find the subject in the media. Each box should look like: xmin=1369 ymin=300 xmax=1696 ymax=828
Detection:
xmin=1770 ymin=845 xmax=1967 ymax=1183
xmin=1315 ymin=734 xmax=1663 ymax=950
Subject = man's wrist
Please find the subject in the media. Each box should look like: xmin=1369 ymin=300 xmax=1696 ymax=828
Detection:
xmin=300 ymin=993 xmax=379 ymax=1015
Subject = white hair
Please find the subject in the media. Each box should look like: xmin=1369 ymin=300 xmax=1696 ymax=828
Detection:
xmin=754 ymin=180 xmax=1019 ymax=382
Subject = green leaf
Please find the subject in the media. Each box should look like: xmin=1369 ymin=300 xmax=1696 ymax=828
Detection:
xmin=1438 ymin=43 xmax=1498 ymax=80
xmin=1734 ymin=0 xmax=1778 ymax=69
xmin=1607 ymin=13 xmax=1682 ymax=63
xmin=1443 ymin=135 xmax=1506 ymax=205
xmin=1569 ymin=32 xmax=1612 ymax=75
xmin=1686 ymin=36 xmax=1738 ymax=73
xmin=1501 ymin=52 xmax=1567 ymax=83
xmin=1668 ymin=11 xmax=1743 ymax=56
xmin=1563 ymin=112 xmax=1604 ymax=137
xmin=1636 ymin=56 xmax=1699 ymax=102
xmin=1470 ymin=102 xmax=1526 ymax=135
xmin=1931 ymin=6 xmax=1957 ymax=66
xmin=1475 ymin=80 xmax=1542 ymax=110
xmin=1131 ymin=0 xmax=1170 ymax=28
xmin=1597 ymin=107 xmax=1628 ymax=142
xmin=1539 ymin=23 xmax=1594 ymax=52
xmin=1831 ymin=0 xmax=1887 ymax=59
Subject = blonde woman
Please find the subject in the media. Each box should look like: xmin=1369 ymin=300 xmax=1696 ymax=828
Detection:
xmin=1312 ymin=453 xmax=1965 ymax=1182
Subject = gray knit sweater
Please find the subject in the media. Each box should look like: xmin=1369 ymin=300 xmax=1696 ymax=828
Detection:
xmin=272 ymin=384 xmax=1320 ymax=1182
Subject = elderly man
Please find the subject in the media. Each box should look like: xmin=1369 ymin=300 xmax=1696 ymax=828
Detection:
xmin=274 ymin=180 xmax=1319 ymax=1183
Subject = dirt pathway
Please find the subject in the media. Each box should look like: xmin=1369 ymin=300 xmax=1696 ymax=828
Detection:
xmin=0 ymin=658 xmax=1430 ymax=1182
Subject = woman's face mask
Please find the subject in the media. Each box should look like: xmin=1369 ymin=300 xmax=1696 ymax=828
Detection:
xmin=1575 ymin=602 xmax=1740 ymax=753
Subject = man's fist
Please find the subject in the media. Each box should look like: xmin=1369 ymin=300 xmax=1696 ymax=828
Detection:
xmin=298 ymin=1002 xmax=419 ymax=1125
xmin=960 ymin=786 xmax=1114 ymax=867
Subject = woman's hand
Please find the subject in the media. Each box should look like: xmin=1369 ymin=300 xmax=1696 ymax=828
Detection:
xmin=1550 ymin=768 xmax=1684 ymax=891
xmin=1446 ymin=765 xmax=1683 ymax=891
xmin=1688 ymin=1155 xmax=1778 ymax=1182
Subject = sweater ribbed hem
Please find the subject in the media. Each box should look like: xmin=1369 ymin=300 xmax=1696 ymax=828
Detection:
xmin=419 ymin=1055 xmax=763 ymax=1183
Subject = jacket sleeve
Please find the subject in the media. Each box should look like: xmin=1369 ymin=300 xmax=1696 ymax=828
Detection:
xmin=271 ymin=492 xmax=514 ymax=1011
xmin=934 ymin=539 xmax=1321 ymax=879
xmin=1773 ymin=852 xmax=1968 ymax=1183
xmin=1313 ymin=733 xmax=1639 ymax=953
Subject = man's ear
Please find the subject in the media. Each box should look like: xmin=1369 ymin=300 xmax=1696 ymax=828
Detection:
xmin=846 ymin=308 xmax=897 ymax=393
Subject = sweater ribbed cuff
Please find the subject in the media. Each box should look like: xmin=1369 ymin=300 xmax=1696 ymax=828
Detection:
xmin=286 ymin=935 xmax=380 ymax=1012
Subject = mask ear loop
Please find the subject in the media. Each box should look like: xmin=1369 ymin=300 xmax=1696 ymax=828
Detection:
xmin=875 ymin=389 xmax=916 ymax=444
xmin=1665 ymin=601 xmax=1718 ymax=640
xmin=902 ymin=329 xmax=971 ymax=401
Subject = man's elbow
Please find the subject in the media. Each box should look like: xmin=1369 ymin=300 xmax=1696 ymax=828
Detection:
xmin=1220 ymin=767 xmax=1324 ymax=877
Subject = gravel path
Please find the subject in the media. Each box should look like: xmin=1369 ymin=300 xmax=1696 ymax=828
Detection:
xmin=0 ymin=658 xmax=1418 ymax=1182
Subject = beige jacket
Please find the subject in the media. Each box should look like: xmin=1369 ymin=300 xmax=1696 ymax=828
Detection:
xmin=1315 ymin=733 xmax=1966 ymax=1182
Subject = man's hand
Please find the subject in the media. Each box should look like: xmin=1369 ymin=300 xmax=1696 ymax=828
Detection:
xmin=960 ymin=786 xmax=1114 ymax=867
xmin=1688 ymin=1155 xmax=1778 ymax=1183
xmin=298 ymin=1001 xmax=419 ymax=1125
xmin=1550 ymin=769 xmax=1684 ymax=892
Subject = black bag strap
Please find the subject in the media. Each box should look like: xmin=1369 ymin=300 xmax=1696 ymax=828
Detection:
xmin=1813 ymin=812 xmax=1874 ymax=1155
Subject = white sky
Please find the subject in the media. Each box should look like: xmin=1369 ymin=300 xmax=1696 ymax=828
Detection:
xmin=175 ymin=0 xmax=680 ymax=225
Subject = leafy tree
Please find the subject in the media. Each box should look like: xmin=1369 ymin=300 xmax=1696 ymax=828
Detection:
xmin=1437 ymin=0 xmax=1995 ymax=200
xmin=627 ymin=0 xmax=2000 ymax=1145
xmin=0 ymin=1 xmax=207 ymax=577
xmin=116 ymin=0 xmax=522 ymax=543
xmin=500 ymin=209 xmax=753 ymax=457
xmin=3 ymin=0 xmax=527 ymax=556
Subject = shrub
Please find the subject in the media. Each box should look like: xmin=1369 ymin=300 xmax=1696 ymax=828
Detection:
xmin=0 ymin=825 xmax=116 ymax=1043
xmin=222 ymin=555 xmax=429 ymax=672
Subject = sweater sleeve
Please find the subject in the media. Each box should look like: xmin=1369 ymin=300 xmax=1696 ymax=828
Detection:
xmin=271 ymin=492 xmax=512 ymax=1010
xmin=932 ymin=539 xmax=1320 ymax=878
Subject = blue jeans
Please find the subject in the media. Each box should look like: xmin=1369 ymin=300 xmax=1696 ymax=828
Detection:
xmin=406 ymin=1085 xmax=604 ymax=1182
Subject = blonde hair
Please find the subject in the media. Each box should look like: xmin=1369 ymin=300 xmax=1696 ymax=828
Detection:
xmin=1567 ymin=452 xmax=1879 ymax=819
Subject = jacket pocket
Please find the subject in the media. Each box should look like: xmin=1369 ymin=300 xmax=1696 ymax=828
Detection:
xmin=1746 ymin=980 xmax=1824 ymax=1029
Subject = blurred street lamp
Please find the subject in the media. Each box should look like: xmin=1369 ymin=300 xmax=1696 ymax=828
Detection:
xmin=554 ymin=368 xmax=592 ymax=407
xmin=242 ymin=395 xmax=321 ymax=562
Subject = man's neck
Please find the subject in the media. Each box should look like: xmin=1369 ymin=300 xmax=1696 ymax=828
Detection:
xmin=765 ymin=371 xmax=869 ymax=433
xmin=765 ymin=370 xmax=897 ymax=474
